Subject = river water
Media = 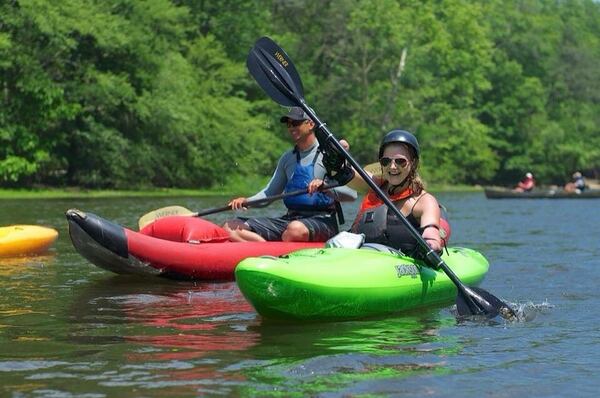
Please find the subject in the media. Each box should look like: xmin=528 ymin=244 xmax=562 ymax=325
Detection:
xmin=0 ymin=192 xmax=598 ymax=397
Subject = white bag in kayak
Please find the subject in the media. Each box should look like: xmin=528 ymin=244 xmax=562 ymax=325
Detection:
xmin=325 ymin=231 xmax=365 ymax=249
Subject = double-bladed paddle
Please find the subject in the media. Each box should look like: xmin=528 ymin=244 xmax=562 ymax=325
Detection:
xmin=247 ymin=36 xmax=516 ymax=320
xmin=138 ymin=183 xmax=339 ymax=230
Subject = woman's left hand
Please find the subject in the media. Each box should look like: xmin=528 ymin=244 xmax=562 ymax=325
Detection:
xmin=422 ymin=226 xmax=442 ymax=252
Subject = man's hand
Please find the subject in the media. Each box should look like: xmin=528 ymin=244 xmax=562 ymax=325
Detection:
xmin=228 ymin=197 xmax=248 ymax=210
xmin=307 ymin=179 xmax=324 ymax=194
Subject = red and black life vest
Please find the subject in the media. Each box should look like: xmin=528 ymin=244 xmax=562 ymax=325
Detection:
xmin=350 ymin=187 xmax=450 ymax=256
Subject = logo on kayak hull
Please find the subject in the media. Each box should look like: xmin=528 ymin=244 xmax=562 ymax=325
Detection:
xmin=395 ymin=264 xmax=419 ymax=278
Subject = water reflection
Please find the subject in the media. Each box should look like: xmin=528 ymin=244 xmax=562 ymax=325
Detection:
xmin=232 ymin=310 xmax=460 ymax=396
xmin=69 ymin=276 xmax=464 ymax=396
xmin=0 ymin=253 xmax=56 ymax=275
xmin=18 ymin=272 xmax=540 ymax=397
xmin=72 ymin=277 xmax=257 ymax=358
xmin=0 ymin=253 xmax=57 ymax=321
xmin=68 ymin=277 xmax=258 ymax=394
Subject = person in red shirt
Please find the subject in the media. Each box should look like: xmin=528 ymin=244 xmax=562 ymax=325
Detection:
xmin=514 ymin=172 xmax=535 ymax=192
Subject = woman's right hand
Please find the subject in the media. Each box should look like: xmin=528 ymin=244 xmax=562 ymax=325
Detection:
xmin=339 ymin=139 xmax=350 ymax=151
xmin=228 ymin=197 xmax=247 ymax=210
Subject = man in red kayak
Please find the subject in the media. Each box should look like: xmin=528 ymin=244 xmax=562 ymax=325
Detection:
xmin=223 ymin=107 xmax=357 ymax=242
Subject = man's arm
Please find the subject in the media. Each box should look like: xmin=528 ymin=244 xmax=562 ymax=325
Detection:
xmin=246 ymin=152 xmax=292 ymax=202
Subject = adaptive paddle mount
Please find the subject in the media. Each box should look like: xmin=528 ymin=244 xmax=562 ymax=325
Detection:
xmin=247 ymin=36 xmax=516 ymax=321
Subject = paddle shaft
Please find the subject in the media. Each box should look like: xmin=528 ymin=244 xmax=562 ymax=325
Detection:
xmin=247 ymin=36 xmax=501 ymax=316
xmin=195 ymin=183 xmax=339 ymax=217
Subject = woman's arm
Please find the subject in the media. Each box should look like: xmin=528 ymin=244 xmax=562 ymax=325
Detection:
xmin=413 ymin=192 xmax=443 ymax=252
xmin=346 ymin=168 xmax=377 ymax=191
xmin=308 ymin=170 xmax=383 ymax=195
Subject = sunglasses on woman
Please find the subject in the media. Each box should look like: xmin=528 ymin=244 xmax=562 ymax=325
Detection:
xmin=379 ymin=156 xmax=409 ymax=168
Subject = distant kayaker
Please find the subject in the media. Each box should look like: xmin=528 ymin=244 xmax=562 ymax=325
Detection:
xmin=564 ymin=171 xmax=586 ymax=193
xmin=309 ymin=130 xmax=445 ymax=257
xmin=513 ymin=172 xmax=535 ymax=192
xmin=222 ymin=107 xmax=357 ymax=242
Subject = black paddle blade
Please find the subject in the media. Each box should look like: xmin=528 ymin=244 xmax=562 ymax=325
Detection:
xmin=456 ymin=286 xmax=516 ymax=320
xmin=246 ymin=37 xmax=304 ymax=106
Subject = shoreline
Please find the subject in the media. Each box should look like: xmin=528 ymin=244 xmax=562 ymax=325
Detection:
xmin=0 ymin=184 xmax=483 ymax=200
xmin=0 ymin=187 xmax=236 ymax=200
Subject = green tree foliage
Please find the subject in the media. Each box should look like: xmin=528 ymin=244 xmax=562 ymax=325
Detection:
xmin=1 ymin=0 xmax=599 ymax=188
xmin=481 ymin=0 xmax=600 ymax=184
xmin=270 ymin=0 xmax=498 ymax=183
xmin=0 ymin=0 xmax=285 ymax=188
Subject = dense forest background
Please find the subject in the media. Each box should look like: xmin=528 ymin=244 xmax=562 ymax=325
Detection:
xmin=1 ymin=0 xmax=599 ymax=189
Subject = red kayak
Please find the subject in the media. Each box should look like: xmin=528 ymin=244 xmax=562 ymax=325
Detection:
xmin=66 ymin=209 xmax=323 ymax=280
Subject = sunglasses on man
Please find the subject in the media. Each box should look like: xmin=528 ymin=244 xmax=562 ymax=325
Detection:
xmin=286 ymin=119 xmax=307 ymax=127
xmin=379 ymin=156 xmax=409 ymax=168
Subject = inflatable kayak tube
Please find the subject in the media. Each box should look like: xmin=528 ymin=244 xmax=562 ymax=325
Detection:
xmin=0 ymin=225 xmax=58 ymax=257
xmin=235 ymin=246 xmax=489 ymax=320
xmin=66 ymin=209 xmax=323 ymax=281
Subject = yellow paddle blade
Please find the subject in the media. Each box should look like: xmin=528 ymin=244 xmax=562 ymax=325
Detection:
xmin=363 ymin=162 xmax=382 ymax=178
xmin=138 ymin=205 xmax=196 ymax=230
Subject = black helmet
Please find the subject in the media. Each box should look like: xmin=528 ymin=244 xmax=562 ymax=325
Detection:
xmin=379 ymin=130 xmax=420 ymax=159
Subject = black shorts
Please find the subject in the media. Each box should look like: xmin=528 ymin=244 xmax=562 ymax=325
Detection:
xmin=239 ymin=213 xmax=338 ymax=242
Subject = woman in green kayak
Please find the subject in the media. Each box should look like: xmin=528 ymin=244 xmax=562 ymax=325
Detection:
xmin=309 ymin=130 xmax=445 ymax=257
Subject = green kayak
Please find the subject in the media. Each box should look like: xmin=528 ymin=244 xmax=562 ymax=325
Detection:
xmin=235 ymin=246 xmax=490 ymax=320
